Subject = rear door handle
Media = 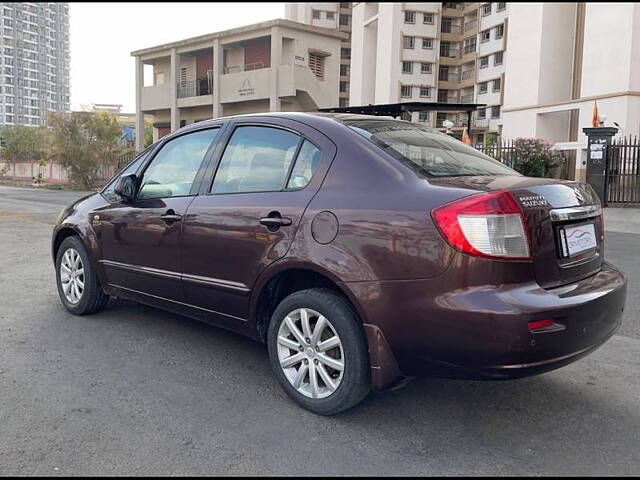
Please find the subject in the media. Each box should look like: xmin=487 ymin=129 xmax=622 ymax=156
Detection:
xmin=259 ymin=216 xmax=292 ymax=227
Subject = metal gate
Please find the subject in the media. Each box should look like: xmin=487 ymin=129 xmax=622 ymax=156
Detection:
xmin=607 ymin=136 xmax=640 ymax=204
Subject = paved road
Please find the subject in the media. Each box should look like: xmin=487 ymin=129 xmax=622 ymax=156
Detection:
xmin=0 ymin=186 xmax=639 ymax=476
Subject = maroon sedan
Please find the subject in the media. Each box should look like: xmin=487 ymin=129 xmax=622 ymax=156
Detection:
xmin=52 ymin=113 xmax=627 ymax=415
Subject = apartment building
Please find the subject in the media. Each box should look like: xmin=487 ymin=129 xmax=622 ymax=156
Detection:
xmin=502 ymin=2 xmax=640 ymax=182
xmin=131 ymin=19 xmax=346 ymax=151
xmin=0 ymin=2 xmax=70 ymax=127
xmin=347 ymin=2 xmax=508 ymax=143
xmin=285 ymin=2 xmax=353 ymax=107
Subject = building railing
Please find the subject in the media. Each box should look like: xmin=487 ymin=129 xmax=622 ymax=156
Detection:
xmin=461 ymin=69 xmax=475 ymax=80
xmin=440 ymin=48 xmax=461 ymax=58
xmin=441 ymin=24 xmax=462 ymax=34
xmin=463 ymin=20 xmax=477 ymax=32
xmin=177 ymin=78 xmax=213 ymax=98
xmin=460 ymin=94 xmax=474 ymax=103
xmin=223 ymin=61 xmax=266 ymax=74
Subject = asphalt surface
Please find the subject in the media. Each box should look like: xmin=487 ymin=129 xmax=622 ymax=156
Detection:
xmin=0 ymin=185 xmax=639 ymax=476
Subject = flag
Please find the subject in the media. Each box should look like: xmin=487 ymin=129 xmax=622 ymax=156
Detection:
xmin=592 ymin=101 xmax=601 ymax=127
xmin=462 ymin=127 xmax=472 ymax=146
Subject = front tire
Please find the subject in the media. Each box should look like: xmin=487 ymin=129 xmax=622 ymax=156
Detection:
xmin=267 ymin=288 xmax=370 ymax=415
xmin=55 ymin=236 xmax=108 ymax=315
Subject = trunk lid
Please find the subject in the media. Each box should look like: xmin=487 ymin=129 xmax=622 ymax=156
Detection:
xmin=430 ymin=176 xmax=603 ymax=288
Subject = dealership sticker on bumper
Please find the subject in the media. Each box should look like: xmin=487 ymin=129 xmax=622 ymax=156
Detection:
xmin=561 ymin=223 xmax=597 ymax=257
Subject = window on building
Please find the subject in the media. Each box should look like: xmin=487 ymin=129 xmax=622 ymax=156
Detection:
xmin=400 ymin=85 xmax=412 ymax=98
xmin=491 ymin=106 xmax=500 ymax=118
xmin=478 ymin=82 xmax=488 ymax=94
xmin=341 ymin=47 xmax=351 ymax=59
xmin=402 ymin=61 xmax=413 ymax=74
xmin=403 ymin=35 xmax=415 ymax=49
xmin=340 ymin=80 xmax=348 ymax=92
xmin=308 ymin=52 xmax=326 ymax=80
xmin=497 ymin=2 xmax=506 ymax=11
xmin=421 ymin=62 xmax=432 ymax=74
xmin=481 ymin=29 xmax=490 ymax=42
xmin=340 ymin=64 xmax=350 ymax=77
xmin=340 ymin=3 xmax=350 ymax=8
xmin=312 ymin=9 xmax=320 ymax=20
xmin=423 ymin=12 xmax=434 ymax=24
xmin=478 ymin=108 xmax=486 ymax=119
xmin=326 ymin=11 xmax=335 ymax=20
xmin=482 ymin=3 xmax=492 ymax=16
xmin=339 ymin=98 xmax=348 ymax=107
xmin=441 ymin=17 xmax=452 ymax=33
xmin=495 ymin=24 xmax=504 ymax=39
xmin=422 ymin=38 xmax=433 ymax=49
xmin=479 ymin=56 xmax=489 ymax=68
xmin=493 ymin=78 xmax=501 ymax=92
xmin=401 ymin=111 xmax=411 ymax=121
xmin=419 ymin=111 xmax=430 ymax=122
xmin=494 ymin=50 xmax=503 ymax=65
xmin=464 ymin=36 xmax=476 ymax=54
xmin=211 ymin=126 xmax=301 ymax=194
xmin=420 ymin=87 xmax=430 ymax=98
xmin=404 ymin=10 xmax=416 ymax=24
xmin=339 ymin=14 xmax=350 ymax=25
xmin=439 ymin=65 xmax=449 ymax=81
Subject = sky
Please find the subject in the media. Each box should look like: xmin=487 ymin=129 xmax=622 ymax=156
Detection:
xmin=70 ymin=2 xmax=286 ymax=113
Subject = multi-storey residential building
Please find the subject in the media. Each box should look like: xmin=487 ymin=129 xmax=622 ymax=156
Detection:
xmin=502 ymin=2 xmax=640 ymax=181
xmin=0 ymin=2 xmax=70 ymax=127
xmin=285 ymin=2 xmax=353 ymax=107
xmin=131 ymin=19 xmax=346 ymax=151
xmin=344 ymin=2 xmax=508 ymax=143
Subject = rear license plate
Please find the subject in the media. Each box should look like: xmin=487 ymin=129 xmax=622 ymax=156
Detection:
xmin=560 ymin=222 xmax=597 ymax=258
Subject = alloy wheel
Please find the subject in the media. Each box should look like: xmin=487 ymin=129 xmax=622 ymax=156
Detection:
xmin=60 ymin=248 xmax=84 ymax=304
xmin=276 ymin=307 xmax=345 ymax=399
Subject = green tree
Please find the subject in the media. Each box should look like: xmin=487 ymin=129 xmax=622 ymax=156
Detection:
xmin=0 ymin=125 xmax=49 ymax=163
xmin=49 ymin=111 xmax=122 ymax=188
xmin=144 ymin=122 xmax=153 ymax=148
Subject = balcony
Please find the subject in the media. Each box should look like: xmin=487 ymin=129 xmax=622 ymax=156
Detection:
xmin=141 ymin=82 xmax=172 ymax=111
xmin=177 ymin=78 xmax=213 ymax=99
xmin=463 ymin=20 xmax=477 ymax=32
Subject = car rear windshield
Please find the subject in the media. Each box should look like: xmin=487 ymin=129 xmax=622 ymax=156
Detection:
xmin=345 ymin=119 xmax=518 ymax=177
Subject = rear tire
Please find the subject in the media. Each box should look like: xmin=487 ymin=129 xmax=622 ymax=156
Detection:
xmin=267 ymin=288 xmax=370 ymax=415
xmin=55 ymin=236 xmax=108 ymax=315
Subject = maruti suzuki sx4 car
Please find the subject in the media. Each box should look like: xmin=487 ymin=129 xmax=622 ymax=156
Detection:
xmin=52 ymin=113 xmax=627 ymax=415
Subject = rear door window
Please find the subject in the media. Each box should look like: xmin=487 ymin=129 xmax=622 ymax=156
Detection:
xmin=211 ymin=126 xmax=301 ymax=194
xmin=346 ymin=119 xmax=517 ymax=177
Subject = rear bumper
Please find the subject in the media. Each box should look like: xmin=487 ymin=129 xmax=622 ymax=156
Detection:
xmin=344 ymin=262 xmax=627 ymax=389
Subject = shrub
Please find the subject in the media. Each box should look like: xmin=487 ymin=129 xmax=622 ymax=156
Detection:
xmin=513 ymin=138 xmax=566 ymax=177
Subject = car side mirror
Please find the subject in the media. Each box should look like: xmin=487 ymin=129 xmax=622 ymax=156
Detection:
xmin=114 ymin=174 xmax=138 ymax=202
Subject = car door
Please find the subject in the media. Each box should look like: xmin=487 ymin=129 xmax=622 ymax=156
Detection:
xmin=181 ymin=118 xmax=336 ymax=323
xmin=94 ymin=126 xmax=222 ymax=302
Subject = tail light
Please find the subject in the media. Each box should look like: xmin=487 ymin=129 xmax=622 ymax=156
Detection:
xmin=432 ymin=191 xmax=532 ymax=261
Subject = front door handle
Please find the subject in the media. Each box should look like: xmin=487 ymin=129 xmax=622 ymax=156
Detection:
xmin=161 ymin=210 xmax=182 ymax=224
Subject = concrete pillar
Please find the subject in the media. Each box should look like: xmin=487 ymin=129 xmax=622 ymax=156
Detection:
xmin=170 ymin=48 xmax=180 ymax=131
xmin=212 ymin=38 xmax=223 ymax=118
xmin=269 ymin=26 xmax=282 ymax=112
xmin=134 ymin=56 xmax=145 ymax=152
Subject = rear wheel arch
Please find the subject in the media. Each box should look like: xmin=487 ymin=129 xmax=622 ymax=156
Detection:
xmin=251 ymin=264 xmax=366 ymax=343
